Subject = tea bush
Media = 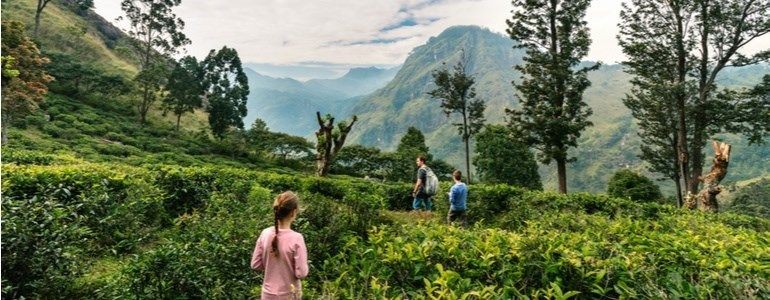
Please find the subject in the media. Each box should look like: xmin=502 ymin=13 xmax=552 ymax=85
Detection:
xmin=315 ymin=212 xmax=770 ymax=299
xmin=1 ymin=164 xmax=165 ymax=298
xmin=3 ymin=161 xmax=769 ymax=299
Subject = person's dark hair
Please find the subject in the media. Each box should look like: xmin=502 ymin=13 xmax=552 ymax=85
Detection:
xmin=417 ymin=155 xmax=427 ymax=163
xmin=272 ymin=191 xmax=299 ymax=257
xmin=453 ymin=170 xmax=462 ymax=181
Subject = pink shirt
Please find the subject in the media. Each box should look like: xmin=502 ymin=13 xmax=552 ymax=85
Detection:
xmin=251 ymin=227 xmax=309 ymax=300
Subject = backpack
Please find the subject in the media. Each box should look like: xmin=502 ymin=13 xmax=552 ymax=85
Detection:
xmin=423 ymin=167 xmax=439 ymax=196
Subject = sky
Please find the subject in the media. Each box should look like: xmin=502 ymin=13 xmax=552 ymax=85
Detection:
xmin=93 ymin=0 xmax=769 ymax=79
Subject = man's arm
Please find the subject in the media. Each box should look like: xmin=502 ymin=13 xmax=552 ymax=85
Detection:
xmin=413 ymin=179 xmax=422 ymax=195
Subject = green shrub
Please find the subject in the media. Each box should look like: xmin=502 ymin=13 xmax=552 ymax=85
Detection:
xmin=1 ymin=195 xmax=92 ymax=299
xmin=1 ymin=164 xmax=165 ymax=299
xmin=42 ymin=123 xmax=80 ymax=140
xmin=314 ymin=213 xmax=770 ymax=299
xmin=23 ymin=114 xmax=48 ymax=128
xmin=724 ymin=178 xmax=770 ymax=219
xmin=103 ymin=186 xmax=273 ymax=298
xmin=607 ymin=169 xmax=662 ymax=202
xmin=1 ymin=149 xmax=55 ymax=165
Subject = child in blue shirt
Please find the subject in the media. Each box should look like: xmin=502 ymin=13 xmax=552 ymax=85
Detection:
xmin=448 ymin=170 xmax=468 ymax=227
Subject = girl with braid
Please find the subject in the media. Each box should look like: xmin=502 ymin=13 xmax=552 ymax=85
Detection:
xmin=251 ymin=191 xmax=309 ymax=299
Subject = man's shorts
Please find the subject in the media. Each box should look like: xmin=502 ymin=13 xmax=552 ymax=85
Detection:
xmin=412 ymin=197 xmax=432 ymax=211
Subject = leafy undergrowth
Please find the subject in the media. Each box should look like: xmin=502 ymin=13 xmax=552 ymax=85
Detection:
xmin=2 ymin=161 xmax=769 ymax=299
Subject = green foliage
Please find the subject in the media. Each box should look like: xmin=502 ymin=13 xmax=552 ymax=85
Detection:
xmin=317 ymin=211 xmax=770 ymax=299
xmin=725 ymin=178 xmax=770 ymax=219
xmin=3 ymin=161 xmax=770 ymax=298
xmin=2 ymin=20 xmax=53 ymax=144
xmin=428 ymin=50 xmax=486 ymax=182
xmin=202 ymin=46 xmax=249 ymax=138
xmin=120 ymin=0 xmax=190 ymax=124
xmin=1 ymin=164 xmax=165 ymax=298
xmin=389 ymin=126 xmax=450 ymax=182
xmin=45 ymin=51 xmax=132 ymax=100
xmin=332 ymin=144 xmax=386 ymax=177
xmin=505 ymin=0 xmax=599 ymax=193
xmin=474 ymin=124 xmax=541 ymax=189
xmin=618 ymin=0 xmax=770 ymax=198
xmin=163 ymin=55 xmax=204 ymax=130
xmin=2 ymin=148 xmax=56 ymax=165
xmin=397 ymin=126 xmax=430 ymax=154
xmin=606 ymin=169 xmax=663 ymax=203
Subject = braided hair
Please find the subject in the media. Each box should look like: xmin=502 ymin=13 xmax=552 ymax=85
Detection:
xmin=272 ymin=191 xmax=299 ymax=257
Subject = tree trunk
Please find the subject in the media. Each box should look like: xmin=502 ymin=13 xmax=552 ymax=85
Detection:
xmin=556 ymin=156 xmax=567 ymax=194
xmin=694 ymin=141 xmax=730 ymax=212
xmin=464 ymin=137 xmax=471 ymax=184
xmin=34 ymin=0 xmax=48 ymax=37
xmin=315 ymin=113 xmax=357 ymax=177
xmin=139 ymin=82 xmax=150 ymax=125
xmin=671 ymin=2 xmax=691 ymax=205
xmin=176 ymin=114 xmax=182 ymax=131
xmin=1 ymin=114 xmax=9 ymax=146
xmin=462 ymin=110 xmax=471 ymax=184
xmin=316 ymin=156 xmax=330 ymax=177
xmin=34 ymin=11 xmax=42 ymax=37
xmin=674 ymin=174 xmax=683 ymax=207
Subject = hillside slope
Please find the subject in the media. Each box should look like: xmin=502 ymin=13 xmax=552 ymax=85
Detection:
xmin=346 ymin=25 xmax=769 ymax=192
xmin=243 ymin=66 xmax=399 ymax=136
xmin=1 ymin=0 xmax=137 ymax=75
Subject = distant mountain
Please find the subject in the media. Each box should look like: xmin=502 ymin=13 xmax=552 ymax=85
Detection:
xmin=242 ymin=66 xmax=399 ymax=136
xmin=305 ymin=66 xmax=401 ymax=98
xmin=345 ymin=25 xmax=769 ymax=192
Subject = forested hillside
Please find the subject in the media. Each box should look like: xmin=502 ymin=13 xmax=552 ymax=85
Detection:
xmin=2 ymin=1 xmax=769 ymax=299
xmin=344 ymin=26 xmax=769 ymax=193
xmin=243 ymin=66 xmax=399 ymax=137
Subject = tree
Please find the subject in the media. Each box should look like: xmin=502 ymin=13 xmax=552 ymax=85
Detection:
xmin=387 ymin=126 xmax=453 ymax=182
xmin=120 ymin=0 xmax=190 ymax=125
xmin=391 ymin=126 xmax=430 ymax=182
xmin=607 ymin=169 xmax=662 ymax=203
xmin=34 ymin=0 xmax=53 ymax=37
xmin=35 ymin=0 xmax=94 ymax=36
xmin=1 ymin=21 xmax=53 ymax=145
xmin=332 ymin=144 xmax=385 ymax=177
xmin=428 ymin=50 xmax=486 ymax=183
xmin=267 ymin=133 xmax=313 ymax=161
xmin=506 ymin=0 xmax=600 ymax=193
xmin=618 ymin=0 xmax=770 ymax=209
xmin=246 ymin=118 xmax=271 ymax=156
xmin=397 ymin=126 xmax=430 ymax=155
xmin=45 ymin=52 xmax=132 ymax=99
xmin=725 ymin=178 xmax=770 ymax=219
xmin=202 ymin=46 xmax=249 ymax=138
xmin=315 ymin=112 xmax=358 ymax=177
xmin=687 ymin=0 xmax=770 ymax=200
xmin=163 ymin=56 xmax=203 ymax=131
xmin=473 ymin=125 xmax=541 ymax=190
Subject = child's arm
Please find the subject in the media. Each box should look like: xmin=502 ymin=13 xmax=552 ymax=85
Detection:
xmin=294 ymin=235 xmax=309 ymax=279
xmin=250 ymin=235 xmax=265 ymax=270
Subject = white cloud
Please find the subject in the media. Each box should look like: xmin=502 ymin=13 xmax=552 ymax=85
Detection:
xmin=94 ymin=0 xmax=769 ymax=67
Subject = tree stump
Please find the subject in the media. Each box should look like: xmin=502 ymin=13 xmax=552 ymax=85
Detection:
xmin=696 ymin=141 xmax=731 ymax=212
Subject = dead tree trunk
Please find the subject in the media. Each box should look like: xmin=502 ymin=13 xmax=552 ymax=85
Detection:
xmin=695 ymin=141 xmax=731 ymax=212
xmin=315 ymin=112 xmax=357 ymax=177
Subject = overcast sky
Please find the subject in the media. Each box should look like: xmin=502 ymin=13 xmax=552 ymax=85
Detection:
xmin=94 ymin=0 xmax=769 ymax=78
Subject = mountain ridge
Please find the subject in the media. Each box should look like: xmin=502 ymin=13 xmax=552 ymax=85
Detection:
xmin=344 ymin=25 xmax=769 ymax=192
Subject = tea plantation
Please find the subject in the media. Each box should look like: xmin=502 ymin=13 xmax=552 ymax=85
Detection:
xmin=2 ymin=153 xmax=769 ymax=299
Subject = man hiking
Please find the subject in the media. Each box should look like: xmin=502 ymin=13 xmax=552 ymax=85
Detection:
xmin=412 ymin=155 xmax=437 ymax=213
